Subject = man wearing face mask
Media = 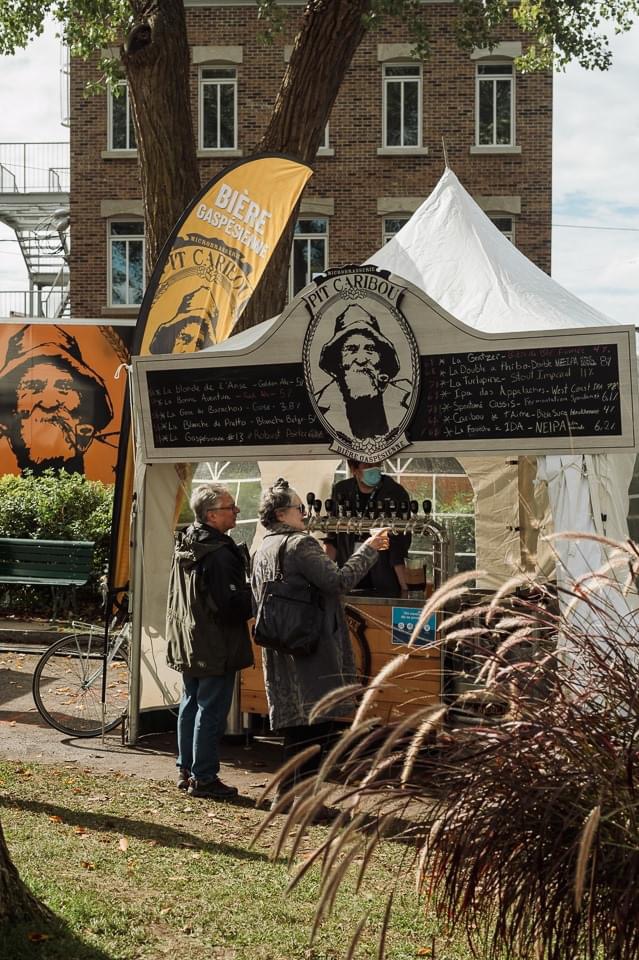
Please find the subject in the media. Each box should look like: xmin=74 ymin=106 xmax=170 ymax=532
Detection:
xmin=324 ymin=460 xmax=410 ymax=597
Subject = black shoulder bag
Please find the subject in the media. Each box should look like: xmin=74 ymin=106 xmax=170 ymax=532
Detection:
xmin=253 ymin=534 xmax=322 ymax=657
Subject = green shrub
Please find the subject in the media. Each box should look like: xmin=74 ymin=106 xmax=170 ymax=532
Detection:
xmin=0 ymin=470 xmax=114 ymax=617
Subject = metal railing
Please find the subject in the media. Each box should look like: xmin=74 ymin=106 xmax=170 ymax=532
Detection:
xmin=0 ymin=288 xmax=70 ymax=319
xmin=0 ymin=143 xmax=69 ymax=193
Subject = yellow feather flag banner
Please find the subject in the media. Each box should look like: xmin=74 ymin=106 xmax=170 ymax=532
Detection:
xmin=108 ymin=154 xmax=313 ymax=610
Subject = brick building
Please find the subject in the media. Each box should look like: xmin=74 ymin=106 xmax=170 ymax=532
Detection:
xmin=68 ymin=0 xmax=552 ymax=322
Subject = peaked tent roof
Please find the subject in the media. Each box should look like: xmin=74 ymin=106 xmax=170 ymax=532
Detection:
xmin=366 ymin=168 xmax=619 ymax=334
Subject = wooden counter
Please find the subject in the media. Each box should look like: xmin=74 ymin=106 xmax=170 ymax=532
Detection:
xmin=240 ymin=595 xmax=442 ymax=722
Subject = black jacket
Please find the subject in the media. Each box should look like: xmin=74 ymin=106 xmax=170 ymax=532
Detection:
xmin=166 ymin=522 xmax=253 ymax=676
xmin=325 ymin=475 xmax=411 ymax=597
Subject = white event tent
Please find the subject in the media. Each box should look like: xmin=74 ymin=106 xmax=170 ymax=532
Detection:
xmin=127 ymin=168 xmax=637 ymax=739
xmin=366 ymin=167 xmax=637 ymax=597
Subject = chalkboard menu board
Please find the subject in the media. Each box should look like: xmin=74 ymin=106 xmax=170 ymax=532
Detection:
xmin=146 ymin=363 xmax=329 ymax=449
xmin=412 ymin=344 xmax=622 ymax=443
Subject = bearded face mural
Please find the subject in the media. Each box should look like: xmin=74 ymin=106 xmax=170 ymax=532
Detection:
xmin=0 ymin=325 xmax=127 ymax=481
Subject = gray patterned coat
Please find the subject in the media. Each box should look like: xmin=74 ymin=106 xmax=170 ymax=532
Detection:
xmin=251 ymin=522 xmax=379 ymax=729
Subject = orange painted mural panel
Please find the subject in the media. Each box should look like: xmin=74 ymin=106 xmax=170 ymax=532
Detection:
xmin=0 ymin=324 xmax=128 ymax=484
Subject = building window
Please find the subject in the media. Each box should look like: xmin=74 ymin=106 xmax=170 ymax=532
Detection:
xmin=382 ymin=216 xmax=410 ymax=244
xmin=109 ymin=80 xmax=136 ymax=151
xmin=476 ymin=63 xmax=514 ymax=146
xmin=320 ymin=124 xmax=329 ymax=150
xmin=109 ymin=221 xmax=145 ymax=306
xmin=489 ymin=215 xmax=514 ymax=242
xmin=199 ymin=67 xmax=237 ymax=150
xmin=383 ymin=63 xmax=421 ymax=148
xmin=290 ymin=219 xmax=328 ymax=298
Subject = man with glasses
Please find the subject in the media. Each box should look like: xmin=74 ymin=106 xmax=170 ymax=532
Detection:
xmin=166 ymin=482 xmax=253 ymax=799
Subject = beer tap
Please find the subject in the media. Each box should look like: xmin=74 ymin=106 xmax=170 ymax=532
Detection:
xmin=409 ymin=500 xmax=419 ymax=534
xmin=387 ymin=498 xmax=398 ymax=533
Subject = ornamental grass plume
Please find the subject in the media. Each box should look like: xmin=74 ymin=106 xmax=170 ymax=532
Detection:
xmin=256 ymin=537 xmax=639 ymax=960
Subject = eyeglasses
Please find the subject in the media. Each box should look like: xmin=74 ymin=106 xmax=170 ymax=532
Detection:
xmin=290 ymin=504 xmax=306 ymax=515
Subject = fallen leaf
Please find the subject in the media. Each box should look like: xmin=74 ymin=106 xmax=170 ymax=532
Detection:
xmin=80 ymin=861 xmax=96 ymax=871
xmin=118 ymin=837 xmax=129 ymax=852
xmin=159 ymin=907 xmax=171 ymax=916
xmin=48 ymin=815 xmax=63 ymax=824
xmin=26 ymin=932 xmax=51 ymax=942
xmin=73 ymin=826 xmax=88 ymax=835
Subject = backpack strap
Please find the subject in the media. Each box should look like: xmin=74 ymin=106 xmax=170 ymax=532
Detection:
xmin=275 ymin=534 xmax=292 ymax=579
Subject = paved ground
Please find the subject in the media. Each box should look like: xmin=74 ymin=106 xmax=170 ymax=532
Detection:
xmin=0 ymin=619 xmax=283 ymax=802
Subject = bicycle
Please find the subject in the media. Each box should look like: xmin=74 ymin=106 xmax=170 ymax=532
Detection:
xmin=32 ymin=618 xmax=130 ymax=737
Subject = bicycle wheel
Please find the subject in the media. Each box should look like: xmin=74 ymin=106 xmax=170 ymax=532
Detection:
xmin=32 ymin=632 xmax=129 ymax=737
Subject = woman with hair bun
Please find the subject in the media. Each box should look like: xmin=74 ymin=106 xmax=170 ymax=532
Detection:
xmin=252 ymin=478 xmax=389 ymax=821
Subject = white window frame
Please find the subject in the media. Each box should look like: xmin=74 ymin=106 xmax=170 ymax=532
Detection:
xmin=475 ymin=61 xmax=515 ymax=148
xmin=198 ymin=65 xmax=238 ymax=151
xmin=108 ymin=219 xmax=145 ymax=308
xmin=108 ymin=79 xmax=136 ymax=152
xmin=382 ymin=216 xmax=410 ymax=244
xmin=316 ymin=123 xmax=332 ymax=156
xmin=289 ymin=218 xmax=329 ymax=300
xmin=382 ymin=62 xmax=422 ymax=149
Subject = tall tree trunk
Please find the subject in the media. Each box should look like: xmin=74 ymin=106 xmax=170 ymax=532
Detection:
xmin=122 ymin=0 xmax=201 ymax=275
xmin=0 ymin=819 xmax=53 ymax=925
xmin=237 ymin=0 xmax=371 ymax=333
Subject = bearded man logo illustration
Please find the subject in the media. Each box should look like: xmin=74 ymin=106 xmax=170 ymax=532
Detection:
xmin=314 ymin=304 xmax=412 ymax=440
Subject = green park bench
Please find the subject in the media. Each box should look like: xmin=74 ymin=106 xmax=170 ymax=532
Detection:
xmin=0 ymin=538 xmax=95 ymax=620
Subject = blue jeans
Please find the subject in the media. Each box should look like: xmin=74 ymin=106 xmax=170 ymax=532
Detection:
xmin=176 ymin=671 xmax=236 ymax=783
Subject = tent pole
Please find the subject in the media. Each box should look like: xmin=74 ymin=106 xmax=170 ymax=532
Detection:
xmin=441 ymin=137 xmax=449 ymax=169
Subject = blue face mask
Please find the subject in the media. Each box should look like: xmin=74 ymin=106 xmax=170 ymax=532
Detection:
xmin=361 ymin=467 xmax=382 ymax=487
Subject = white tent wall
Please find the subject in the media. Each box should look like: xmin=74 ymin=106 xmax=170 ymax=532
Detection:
xmin=456 ymin=456 xmax=520 ymax=588
xmin=536 ymin=451 xmax=636 ymax=596
xmin=135 ymin=462 xmax=184 ymax=719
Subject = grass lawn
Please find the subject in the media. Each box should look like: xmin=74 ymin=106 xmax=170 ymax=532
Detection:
xmin=0 ymin=760 xmax=472 ymax=960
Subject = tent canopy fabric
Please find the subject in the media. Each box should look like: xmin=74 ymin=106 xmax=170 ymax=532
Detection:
xmin=367 ymin=167 xmax=620 ymax=334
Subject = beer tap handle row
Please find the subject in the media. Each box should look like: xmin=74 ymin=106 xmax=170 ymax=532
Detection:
xmin=304 ymin=491 xmax=444 ymax=539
